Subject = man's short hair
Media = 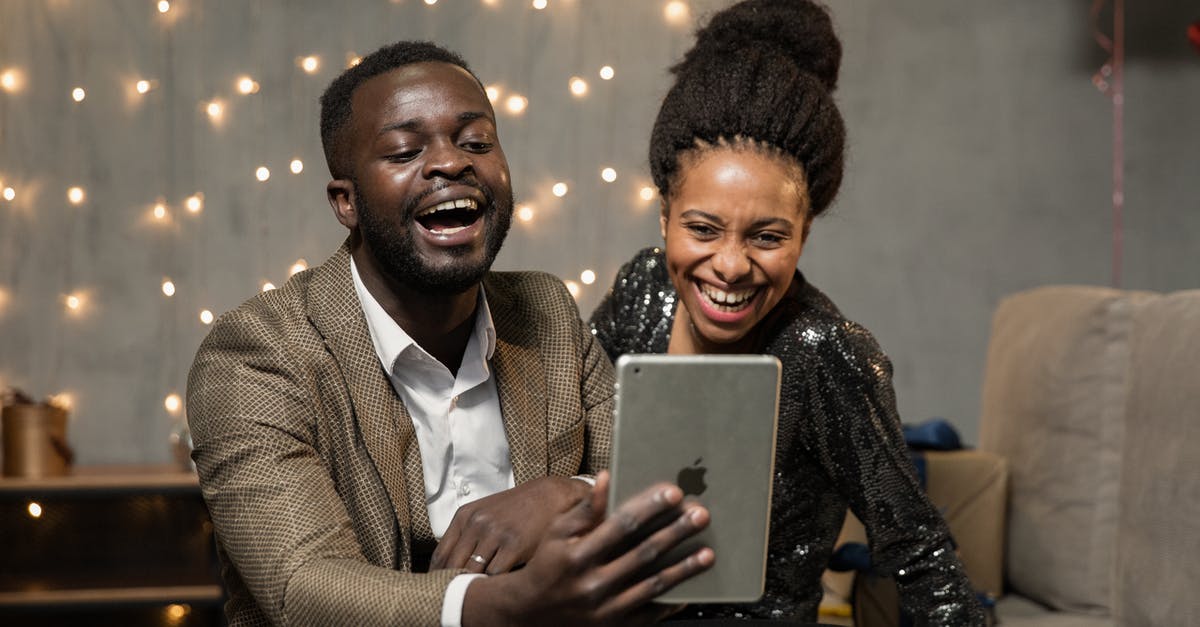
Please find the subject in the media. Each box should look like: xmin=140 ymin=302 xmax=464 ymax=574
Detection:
xmin=318 ymin=41 xmax=480 ymax=179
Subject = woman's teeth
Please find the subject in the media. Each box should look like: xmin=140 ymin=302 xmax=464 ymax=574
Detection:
xmin=698 ymin=283 xmax=756 ymax=311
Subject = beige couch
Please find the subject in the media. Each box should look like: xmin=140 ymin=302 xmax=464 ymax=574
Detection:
xmin=978 ymin=285 xmax=1200 ymax=626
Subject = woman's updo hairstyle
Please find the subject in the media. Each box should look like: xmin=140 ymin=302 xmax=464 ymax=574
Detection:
xmin=649 ymin=0 xmax=846 ymax=218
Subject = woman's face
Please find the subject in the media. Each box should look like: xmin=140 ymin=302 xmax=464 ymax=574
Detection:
xmin=661 ymin=148 xmax=810 ymax=349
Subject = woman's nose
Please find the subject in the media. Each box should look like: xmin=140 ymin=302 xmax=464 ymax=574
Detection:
xmin=711 ymin=242 xmax=751 ymax=283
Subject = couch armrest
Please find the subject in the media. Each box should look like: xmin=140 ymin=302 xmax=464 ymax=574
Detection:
xmin=923 ymin=449 xmax=1008 ymax=598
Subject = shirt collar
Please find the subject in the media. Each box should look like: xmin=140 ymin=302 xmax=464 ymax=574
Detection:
xmin=350 ymin=256 xmax=496 ymax=375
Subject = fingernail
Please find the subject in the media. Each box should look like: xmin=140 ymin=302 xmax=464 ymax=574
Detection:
xmin=689 ymin=508 xmax=705 ymax=524
xmin=659 ymin=486 xmax=681 ymax=505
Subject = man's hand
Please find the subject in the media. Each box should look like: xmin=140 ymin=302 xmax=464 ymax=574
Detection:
xmin=461 ymin=471 xmax=714 ymax=627
xmin=431 ymin=475 xmax=592 ymax=574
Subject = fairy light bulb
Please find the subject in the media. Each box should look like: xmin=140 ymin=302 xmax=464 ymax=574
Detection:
xmin=185 ymin=194 xmax=203 ymax=213
xmin=49 ymin=393 xmax=74 ymax=411
xmin=564 ymin=280 xmax=581 ymax=298
xmin=261 ymin=282 xmax=275 ymax=292
xmin=71 ymin=87 xmax=86 ymax=102
xmin=64 ymin=293 xmax=83 ymax=313
xmin=289 ymin=259 xmax=308 ymax=276
xmin=2 ymin=187 xmax=15 ymax=201
xmin=255 ymin=166 xmax=270 ymax=182
xmin=516 ymin=205 xmax=534 ymax=222
xmin=424 ymin=0 xmax=437 ymax=4
xmin=67 ymin=187 xmax=85 ymax=205
xmin=505 ymin=94 xmax=528 ymax=115
xmin=0 ymin=69 xmax=21 ymax=92
xmin=580 ymin=270 xmax=596 ymax=285
xmin=157 ymin=0 xmax=171 ymax=13
xmin=300 ymin=56 xmax=320 ymax=74
xmin=136 ymin=80 xmax=151 ymax=94
xmin=206 ymin=100 xmax=224 ymax=121
xmin=28 ymin=502 xmax=43 ymax=518
xmin=199 ymin=309 xmax=214 ymax=324
xmin=599 ymin=66 xmax=615 ymax=81
xmin=639 ymin=186 xmax=656 ymax=201
xmin=532 ymin=0 xmax=548 ymax=9
xmin=664 ymin=1 xmax=689 ymax=24
xmin=290 ymin=159 xmax=304 ymax=174
xmin=569 ymin=77 xmax=588 ymax=97
xmin=552 ymin=182 xmax=568 ymax=198
xmin=152 ymin=203 xmax=167 ymax=220
xmin=485 ymin=85 xmax=501 ymax=103
xmin=164 ymin=393 xmax=182 ymax=414
xmin=162 ymin=279 xmax=176 ymax=297
xmin=236 ymin=76 xmax=260 ymax=94
xmin=601 ymin=167 xmax=617 ymax=183
xmin=346 ymin=53 xmax=362 ymax=68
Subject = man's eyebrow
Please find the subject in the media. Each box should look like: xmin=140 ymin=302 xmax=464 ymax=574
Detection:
xmin=376 ymin=111 xmax=493 ymax=136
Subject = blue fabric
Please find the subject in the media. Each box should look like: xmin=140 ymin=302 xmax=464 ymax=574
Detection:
xmin=901 ymin=418 xmax=963 ymax=451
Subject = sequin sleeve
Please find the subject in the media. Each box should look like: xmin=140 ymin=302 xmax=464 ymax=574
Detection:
xmin=796 ymin=320 xmax=984 ymax=625
xmin=589 ymin=247 xmax=673 ymax=361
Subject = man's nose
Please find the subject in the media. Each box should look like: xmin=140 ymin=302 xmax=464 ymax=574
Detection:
xmin=422 ymin=139 xmax=473 ymax=179
xmin=711 ymin=241 xmax=752 ymax=283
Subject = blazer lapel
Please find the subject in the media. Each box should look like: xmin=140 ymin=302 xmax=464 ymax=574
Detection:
xmin=487 ymin=277 xmax=549 ymax=485
xmin=306 ymin=243 xmax=433 ymax=564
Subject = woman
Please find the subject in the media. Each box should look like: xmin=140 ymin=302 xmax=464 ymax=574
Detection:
xmin=590 ymin=0 xmax=984 ymax=623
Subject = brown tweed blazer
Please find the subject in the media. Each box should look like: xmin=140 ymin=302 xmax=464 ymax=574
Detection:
xmin=187 ymin=243 xmax=614 ymax=626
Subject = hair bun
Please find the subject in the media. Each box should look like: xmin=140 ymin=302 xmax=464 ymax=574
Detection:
xmin=681 ymin=0 xmax=841 ymax=92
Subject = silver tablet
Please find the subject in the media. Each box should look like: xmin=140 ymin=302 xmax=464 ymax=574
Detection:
xmin=607 ymin=353 xmax=781 ymax=603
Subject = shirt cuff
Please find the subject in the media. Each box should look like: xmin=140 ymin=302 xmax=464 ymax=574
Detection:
xmin=442 ymin=573 xmax=486 ymax=627
xmin=571 ymin=474 xmax=597 ymax=486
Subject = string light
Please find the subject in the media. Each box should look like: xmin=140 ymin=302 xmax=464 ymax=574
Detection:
xmin=236 ymin=76 xmax=260 ymax=94
xmin=580 ymin=270 xmax=596 ymax=285
xmin=504 ymin=94 xmax=528 ymax=115
xmin=185 ymin=194 xmax=203 ymax=213
xmin=564 ymin=280 xmax=581 ymax=298
xmin=2 ymin=187 xmax=14 ymax=201
xmin=28 ymin=502 xmax=43 ymax=518
xmin=290 ymin=159 xmax=304 ymax=174
xmin=157 ymin=0 xmax=171 ymax=14
xmin=300 ymin=56 xmax=320 ymax=74
xmin=516 ymin=205 xmax=535 ymax=222
xmin=199 ymin=309 xmax=214 ymax=325
xmin=569 ymin=77 xmax=588 ymax=97
xmin=289 ymin=259 xmax=308 ymax=276
xmin=485 ymin=85 xmax=501 ymax=103
xmin=164 ymin=605 xmax=190 ymax=623
xmin=206 ymin=100 xmax=224 ymax=122
xmin=664 ymin=1 xmax=690 ymax=24
xmin=152 ymin=203 xmax=168 ymax=220
xmin=346 ymin=53 xmax=362 ymax=68
xmin=532 ymin=0 xmax=548 ymax=9
xmin=67 ymin=187 xmax=85 ymax=205
xmin=424 ymin=0 xmax=437 ymax=5
xmin=601 ymin=167 xmax=617 ymax=183
xmin=71 ymin=87 xmax=86 ymax=102
xmin=552 ymin=182 xmax=568 ymax=197
xmin=164 ymin=393 xmax=182 ymax=414
xmin=261 ymin=282 xmax=275 ymax=292
xmin=255 ymin=166 xmax=271 ymax=182
xmin=48 ymin=393 xmax=74 ymax=411
xmin=136 ymin=79 xmax=152 ymax=94
xmin=162 ymin=279 xmax=176 ymax=297
xmin=599 ymin=66 xmax=615 ymax=81
xmin=0 ymin=68 xmax=22 ymax=92
xmin=639 ymin=186 xmax=656 ymax=201
xmin=63 ymin=293 xmax=85 ymax=315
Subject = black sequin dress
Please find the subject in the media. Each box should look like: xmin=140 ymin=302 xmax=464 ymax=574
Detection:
xmin=589 ymin=247 xmax=984 ymax=625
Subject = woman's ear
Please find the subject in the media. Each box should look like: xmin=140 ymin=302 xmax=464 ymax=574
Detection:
xmin=799 ymin=214 xmax=815 ymax=253
xmin=327 ymin=179 xmax=357 ymax=229
xmin=659 ymin=200 xmax=669 ymax=240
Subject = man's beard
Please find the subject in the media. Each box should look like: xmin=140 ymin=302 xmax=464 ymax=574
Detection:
xmin=354 ymin=178 xmax=513 ymax=295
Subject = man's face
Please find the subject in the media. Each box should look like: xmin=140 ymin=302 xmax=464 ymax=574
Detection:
xmin=345 ymin=62 xmax=513 ymax=294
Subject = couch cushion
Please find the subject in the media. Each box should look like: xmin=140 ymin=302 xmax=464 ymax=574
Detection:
xmin=995 ymin=595 xmax=1115 ymax=627
xmin=1114 ymin=290 xmax=1200 ymax=626
xmin=978 ymin=286 xmax=1147 ymax=613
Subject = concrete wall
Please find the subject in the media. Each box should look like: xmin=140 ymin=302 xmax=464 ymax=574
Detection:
xmin=1 ymin=0 xmax=1196 ymax=464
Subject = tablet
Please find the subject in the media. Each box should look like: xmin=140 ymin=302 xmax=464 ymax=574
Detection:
xmin=607 ymin=353 xmax=781 ymax=603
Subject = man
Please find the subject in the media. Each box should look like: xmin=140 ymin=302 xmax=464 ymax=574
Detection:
xmin=186 ymin=41 xmax=712 ymax=626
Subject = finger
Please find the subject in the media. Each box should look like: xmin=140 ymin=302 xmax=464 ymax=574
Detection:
xmin=431 ymin=514 xmax=466 ymax=570
xmin=606 ymin=544 xmax=715 ymax=617
xmin=485 ymin=545 xmax=520 ymax=575
xmin=573 ymin=482 xmax=684 ymax=561
xmin=550 ymin=470 xmax=610 ymax=538
xmin=464 ymin=541 xmax=498 ymax=575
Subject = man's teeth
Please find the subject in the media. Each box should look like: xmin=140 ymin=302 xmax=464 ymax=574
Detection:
xmin=416 ymin=197 xmax=478 ymax=218
xmin=699 ymin=284 xmax=756 ymax=310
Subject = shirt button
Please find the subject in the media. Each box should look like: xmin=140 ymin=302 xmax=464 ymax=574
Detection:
xmin=458 ymin=481 xmax=471 ymax=497
xmin=450 ymin=395 xmax=459 ymax=409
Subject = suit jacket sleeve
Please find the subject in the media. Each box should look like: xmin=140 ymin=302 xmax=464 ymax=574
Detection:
xmin=187 ymin=303 xmax=461 ymax=626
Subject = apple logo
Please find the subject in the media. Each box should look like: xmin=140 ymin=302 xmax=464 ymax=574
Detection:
xmin=676 ymin=457 xmax=708 ymax=496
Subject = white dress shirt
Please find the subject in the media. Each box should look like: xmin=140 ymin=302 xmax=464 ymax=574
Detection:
xmin=351 ymin=258 xmax=511 ymax=627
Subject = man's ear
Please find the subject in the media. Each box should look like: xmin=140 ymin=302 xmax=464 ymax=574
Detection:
xmin=327 ymin=179 xmax=357 ymax=229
